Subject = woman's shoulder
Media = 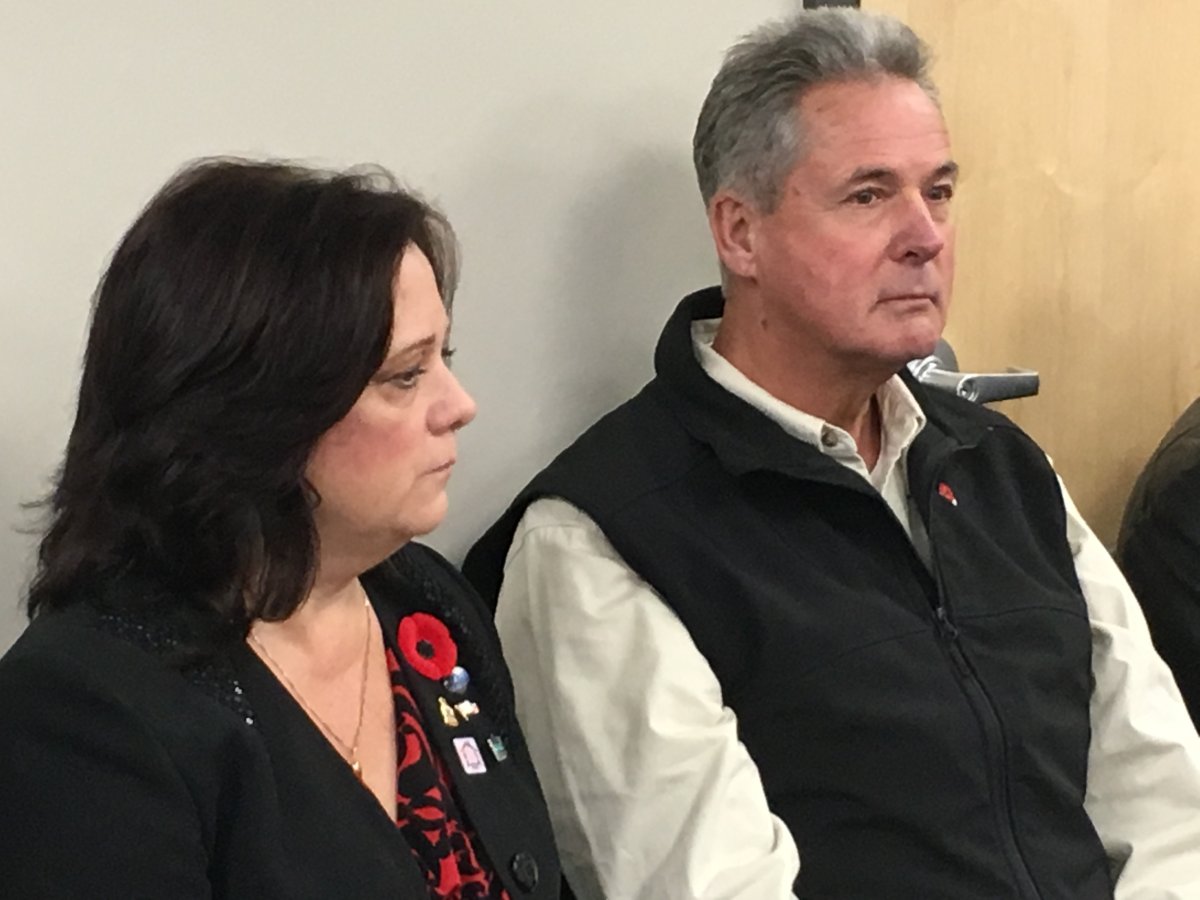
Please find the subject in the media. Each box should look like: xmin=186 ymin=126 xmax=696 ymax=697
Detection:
xmin=366 ymin=542 xmax=493 ymax=625
xmin=0 ymin=601 xmax=255 ymax=739
xmin=383 ymin=540 xmax=468 ymax=586
xmin=364 ymin=541 xmax=516 ymax=714
xmin=1 ymin=603 xmax=165 ymax=687
xmin=0 ymin=603 xmax=266 ymax=897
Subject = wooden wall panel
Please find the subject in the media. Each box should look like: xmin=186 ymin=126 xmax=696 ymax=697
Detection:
xmin=871 ymin=0 xmax=1200 ymax=542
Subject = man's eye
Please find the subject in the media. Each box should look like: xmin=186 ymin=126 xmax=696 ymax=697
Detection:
xmin=849 ymin=188 xmax=882 ymax=205
xmin=928 ymin=183 xmax=955 ymax=202
xmin=441 ymin=346 xmax=457 ymax=366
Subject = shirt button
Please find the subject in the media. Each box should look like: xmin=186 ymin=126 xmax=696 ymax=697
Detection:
xmin=509 ymin=851 xmax=540 ymax=893
xmin=820 ymin=428 xmax=838 ymax=449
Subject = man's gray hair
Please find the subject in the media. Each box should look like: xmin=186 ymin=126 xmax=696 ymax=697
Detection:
xmin=693 ymin=9 xmax=937 ymax=212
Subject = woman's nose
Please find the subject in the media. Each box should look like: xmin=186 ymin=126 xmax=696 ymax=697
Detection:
xmin=430 ymin=368 xmax=477 ymax=434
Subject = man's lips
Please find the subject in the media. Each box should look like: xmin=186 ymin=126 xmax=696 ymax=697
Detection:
xmin=428 ymin=458 xmax=456 ymax=474
xmin=880 ymin=292 xmax=938 ymax=302
xmin=879 ymin=292 xmax=940 ymax=306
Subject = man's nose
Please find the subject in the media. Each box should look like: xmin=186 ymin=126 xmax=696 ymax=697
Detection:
xmin=889 ymin=193 xmax=946 ymax=265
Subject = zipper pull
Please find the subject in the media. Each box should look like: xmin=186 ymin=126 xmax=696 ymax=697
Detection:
xmin=934 ymin=604 xmax=959 ymax=640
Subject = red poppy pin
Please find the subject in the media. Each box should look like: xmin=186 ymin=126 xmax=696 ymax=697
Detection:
xmin=397 ymin=612 xmax=458 ymax=680
xmin=938 ymin=482 xmax=958 ymax=506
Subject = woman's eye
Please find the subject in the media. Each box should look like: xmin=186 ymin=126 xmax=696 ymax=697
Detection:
xmin=389 ymin=367 xmax=426 ymax=390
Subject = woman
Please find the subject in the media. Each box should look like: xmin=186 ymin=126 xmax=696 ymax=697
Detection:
xmin=0 ymin=159 xmax=561 ymax=899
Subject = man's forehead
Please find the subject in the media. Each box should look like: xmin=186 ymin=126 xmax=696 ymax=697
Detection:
xmin=792 ymin=78 xmax=952 ymax=177
xmin=799 ymin=74 xmax=941 ymax=114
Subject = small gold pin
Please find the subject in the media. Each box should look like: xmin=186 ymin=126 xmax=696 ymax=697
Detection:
xmin=439 ymin=696 xmax=460 ymax=727
xmin=454 ymin=699 xmax=481 ymax=721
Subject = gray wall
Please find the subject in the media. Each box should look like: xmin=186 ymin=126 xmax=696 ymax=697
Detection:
xmin=0 ymin=0 xmax=790 ymax=650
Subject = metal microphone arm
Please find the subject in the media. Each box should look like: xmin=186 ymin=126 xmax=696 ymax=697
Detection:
xmin=907 ymin=340 xmax=1040 ymax=404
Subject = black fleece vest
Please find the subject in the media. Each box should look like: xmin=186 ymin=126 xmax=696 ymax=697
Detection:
xmin=465 ymin=288 xmax=1114 ymax=900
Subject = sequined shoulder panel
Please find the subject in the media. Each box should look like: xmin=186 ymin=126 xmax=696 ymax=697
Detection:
xmin=93 ymin=611 xmax=256 ymax=725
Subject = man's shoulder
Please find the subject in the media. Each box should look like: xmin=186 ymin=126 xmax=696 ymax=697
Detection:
xmin=508 ymin=499 xmax=623 ymax=566
xmin=1168 ymin=395 xmax=1200 ymax=440
xmin=1150 ymin=397 xmax=1200 ymax=481
xmin=910 ymin=374 xmax=1029 ymax=440
xmin=464 ymin=380 xmax=711 ymax=602
xmin=534 ymin=380 xmax=710 ymax=509
xmin=1124 ymin=397 xmax=1200 ymax=527
xmin=518 ymin=496 xmax=599 ymax=532
xmin=558 ymin=379 xmax=689 ymax=453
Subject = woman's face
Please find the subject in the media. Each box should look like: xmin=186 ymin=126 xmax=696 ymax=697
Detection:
xmin=306 ymin=246 xmax=476 ymax=572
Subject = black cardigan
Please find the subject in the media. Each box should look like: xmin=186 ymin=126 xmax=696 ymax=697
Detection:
xmin=0 ymin=543 xmax=561 ymax=899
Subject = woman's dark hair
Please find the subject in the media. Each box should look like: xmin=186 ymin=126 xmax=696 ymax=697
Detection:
xmin=26 ymin=157 xmax=458 ymax=646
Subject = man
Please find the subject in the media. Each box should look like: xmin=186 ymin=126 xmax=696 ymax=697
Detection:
xmin=465 ymin=10 xmax=1200 ymax=899
xmin=1117 ymin=397 xmax=1200 ymax=729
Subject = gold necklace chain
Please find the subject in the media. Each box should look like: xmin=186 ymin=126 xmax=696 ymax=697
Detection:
xmin=249 ymin=593 xmax=373 ymax=782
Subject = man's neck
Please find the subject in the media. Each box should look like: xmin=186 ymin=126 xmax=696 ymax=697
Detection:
xmin=831 ymin=393 xmax=883 ymax=470
xmin=712 ymin=315 xmax=888 ymax=469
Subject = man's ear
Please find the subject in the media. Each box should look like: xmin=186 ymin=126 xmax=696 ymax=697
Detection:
xmin=707 ymin=189 xmax=760 ymax=281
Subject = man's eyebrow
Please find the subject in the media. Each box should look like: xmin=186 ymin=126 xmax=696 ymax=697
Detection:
xmin=931 ymin=161 xmax=960 ymax=182
xmin=844 ymin=166 xmax=899 ymax=186
xmin=842 ymin=161 xmax=960 ymax=186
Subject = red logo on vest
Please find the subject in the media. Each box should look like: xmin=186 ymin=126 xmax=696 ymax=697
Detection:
xmin=937 ymin=482 xmax=958 ymax=506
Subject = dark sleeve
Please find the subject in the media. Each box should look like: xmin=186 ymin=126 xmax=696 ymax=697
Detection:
xmin=1117 ymin=457 xmax=1200 ymax=728
xmin=0 ymin=647 xmax=212 ymax=898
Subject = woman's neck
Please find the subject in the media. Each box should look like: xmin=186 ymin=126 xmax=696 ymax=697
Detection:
xmin=250 ymin=573 xmax=369 ymax=672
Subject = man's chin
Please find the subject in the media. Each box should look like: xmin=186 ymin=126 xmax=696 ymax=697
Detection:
xmin=864 ymin=338 xmax=942 ymax=379
xmin=896 ymin=320 xmax=946 ymax=363
xmin=906 ymin=336 xmax=943 ymax=363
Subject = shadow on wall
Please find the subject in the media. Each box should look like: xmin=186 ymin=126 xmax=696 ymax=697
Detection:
xmin=442 ymin=114 xmax=715 ymax=560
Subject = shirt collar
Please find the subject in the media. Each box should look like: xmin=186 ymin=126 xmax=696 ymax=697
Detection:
xmin=690 ymin=317 xmax=928 ymax=475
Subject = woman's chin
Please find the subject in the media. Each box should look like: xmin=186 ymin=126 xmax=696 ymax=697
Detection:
xmin=403 ymin=494 xmax=451 ymax=541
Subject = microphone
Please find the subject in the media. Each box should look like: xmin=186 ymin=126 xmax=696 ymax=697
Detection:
xmin=907 ymin=339 xmax=1039 ymax=404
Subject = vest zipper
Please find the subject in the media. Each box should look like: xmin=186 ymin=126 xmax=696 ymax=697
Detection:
xmin=933 ymin=604 xmax=959 ymax=642
xmin=930 ymin=578 xmax=1045 ymax=900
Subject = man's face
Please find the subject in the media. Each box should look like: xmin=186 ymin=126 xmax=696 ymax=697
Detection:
xmin=737 ymin=76 xmax=956 ymax=377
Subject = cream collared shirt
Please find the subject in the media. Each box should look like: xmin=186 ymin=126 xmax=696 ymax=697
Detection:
xmin=495 ymin=320 xmax=1200 ymax=900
